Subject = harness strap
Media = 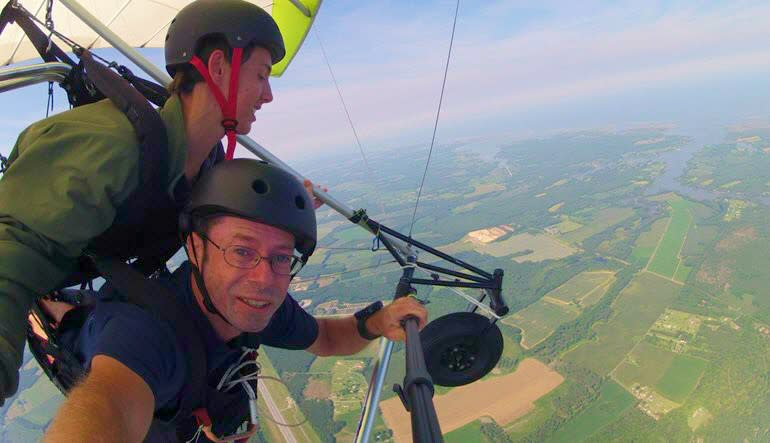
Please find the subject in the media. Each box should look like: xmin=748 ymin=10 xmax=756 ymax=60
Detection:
xmin=79 ymin=51 xmax=166 ymax=193
xmin=89 ymin=256 xmax=209 ymax=421
xmin=188 ymin=48 xmax=243 ymax=160
xmin=116 ymin=65 xmax=170 ymax=108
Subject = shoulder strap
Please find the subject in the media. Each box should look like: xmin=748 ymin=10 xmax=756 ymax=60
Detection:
xmin=79 ymin=51 xmax=167 ymax=194
xmin=89 ymin=255 xmax=209 ymax=421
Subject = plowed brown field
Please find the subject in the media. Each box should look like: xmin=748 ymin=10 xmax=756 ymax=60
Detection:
xmin=380 ymin=358 xmax=563 ymax=442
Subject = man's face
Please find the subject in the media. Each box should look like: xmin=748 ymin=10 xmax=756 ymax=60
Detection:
xmin=197 ymin=216 xmax=294 ymax=334
xmin=223 ymin=46 xmax=274 ymax=135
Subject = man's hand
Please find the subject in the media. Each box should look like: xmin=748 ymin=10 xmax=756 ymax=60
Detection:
xmin=303 ymin=179 xmax=327 ymax=210
xmin=366 ymin=297 xmax=429 ymax=342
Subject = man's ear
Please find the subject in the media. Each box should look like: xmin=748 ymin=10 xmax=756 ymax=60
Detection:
xmin=186 ymin=232 xmax=205 ymax=266
xmin=206 ymin=49 xmax=231 ymax=92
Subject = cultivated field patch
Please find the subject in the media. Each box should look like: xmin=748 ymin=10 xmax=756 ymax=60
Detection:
xmin=545 ymin=216 xmax=583 ymax=235
xmin=467 ymin=182 xmax=506 ymax=197
xmin=380 ymin=359 xmax=563 ymax=443
xmin=561 ymin=207 xmax=635 ymax=244
xmin=445 ymin=420 xmax=485 ymax=443
xmin=548 ymin=380 xmax=635 ymax=443
xmin=565 ymin=273 xmax=681 ymax=376
xmin=548 ymin=202 xmax=565 ymax=213
xmin=656 ymin=355 xmax=707 ymax=403
xmin=613 ymin=341 xmax=676 ymax=390
xmin=507 ymin=300 xmax=580 ymax=348
xmin=547 ymin=271 xmax=616 ymax=306
xmin=647 ymin=197 xmax=694 ymax=282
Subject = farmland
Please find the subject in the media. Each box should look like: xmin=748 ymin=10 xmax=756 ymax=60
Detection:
xmin=546 ymin=271 xmax=615 ymax=306
xmin=646 ymin=196 xmax=693 ymax=283
xmin=380 ymin=359 xmax=564 ymax=442
xmin=655 ymin=355 xmax=707 ymax=403
xmin=547 ymin=381 xmax=635 ymax=443
xmin=630 ymin=217 xmax=669 ymax=266
xmin=613 ymin=341 xmax=677 ymax=390
xmin=565 ymin=272 xmax=681 ymax=376
xmin=507 ymin=271 xmax=615 ymax=347
xmin=507 ymin=300 xmax=580 ymax=348
xmin=560 ymin=207 xmax=635 ymax=244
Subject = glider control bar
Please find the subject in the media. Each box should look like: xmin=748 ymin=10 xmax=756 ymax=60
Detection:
xmin=350 ymin=209 xmax=509 ymax=318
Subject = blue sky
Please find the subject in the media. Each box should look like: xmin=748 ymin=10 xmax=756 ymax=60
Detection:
xmin=3 ymin=0 xmax=770 ymax=162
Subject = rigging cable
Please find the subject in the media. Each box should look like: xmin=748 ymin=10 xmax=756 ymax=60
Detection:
xmin=313 ymin=29 xmax=386 ymax=218
xmin=407 ymin=0 xmax=461 ymax=238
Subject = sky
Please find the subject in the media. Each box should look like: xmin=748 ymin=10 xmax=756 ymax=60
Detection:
xmin=3 ymin=0 xmax=770 ymax=165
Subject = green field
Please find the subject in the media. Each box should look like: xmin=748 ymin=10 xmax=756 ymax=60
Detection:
xmin=332 ymin=225 xmax=375 ymax=243
xmin=613 ymin=340 xmax=676 ymax=389
xmin=561 ymin=207 xmax=635 ymax=244
xmin=630 ymin=218 xmax=669 ymax=266
xmin=547 ymin=271 xmax=615 ymax=305
xmin=647 ymin=197 xmax=693 ymax=282
xmin=656 ymin=355 xmax=708 ymax=403
xmin=445 ymin=419 xmax=486 ymax=443
xmin=566 ymin=272 xmax=681 ymax=375
xmin=508 ymin=300 xmax=580 ymax=348
xmin=547 ymin=380 xmax=635 ymax=443
xmin=551 ymin=216 xmax=583 ymax=234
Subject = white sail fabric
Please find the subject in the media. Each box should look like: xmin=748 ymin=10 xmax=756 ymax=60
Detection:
xmin=1 ymin=0 xmax=320 ymax=75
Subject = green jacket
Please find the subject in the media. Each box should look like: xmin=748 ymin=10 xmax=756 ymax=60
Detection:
xmin=0 ymin=94 xmax=188 ymax=399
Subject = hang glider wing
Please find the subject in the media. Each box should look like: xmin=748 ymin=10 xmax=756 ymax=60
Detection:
xmin=0 ymin=0 xmax=321 ymax=76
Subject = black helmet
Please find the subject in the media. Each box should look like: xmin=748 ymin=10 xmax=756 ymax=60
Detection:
xmin=183 ymin=159 xmax=316 ymax=257
xmin=165 ymin=0 xmax=286 ymax=76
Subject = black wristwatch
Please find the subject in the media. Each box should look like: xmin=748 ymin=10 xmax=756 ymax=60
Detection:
xmin=355 ymin=301 xmax=383 ymax=340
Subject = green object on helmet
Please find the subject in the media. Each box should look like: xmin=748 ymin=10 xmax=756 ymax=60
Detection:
xmin=164 ymin=0 xmax=286 ymax=76
xmin=183 ymin=159 xmax=316 ymax=257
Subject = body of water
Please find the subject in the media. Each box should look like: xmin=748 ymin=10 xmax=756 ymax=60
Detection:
xmin=645 ymin=131 xmax=770 ymax=206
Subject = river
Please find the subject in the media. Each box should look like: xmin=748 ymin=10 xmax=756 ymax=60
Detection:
xmin=644 ymin=130 xmax=770 ymax=206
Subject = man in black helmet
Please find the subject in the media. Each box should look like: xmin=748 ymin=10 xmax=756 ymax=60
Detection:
xmin=43 ymin=159 xmax=428 ymax=442
xmin=0 ymin=0 xmax=294 ymax=403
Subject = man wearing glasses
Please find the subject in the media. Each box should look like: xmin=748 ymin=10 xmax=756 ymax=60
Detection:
xmin=42 ymin=159 xmax=428 ymax=442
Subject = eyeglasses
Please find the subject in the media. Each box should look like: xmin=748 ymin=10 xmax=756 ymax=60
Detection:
xmin=197 ymin=232 xmax=304 ymax=276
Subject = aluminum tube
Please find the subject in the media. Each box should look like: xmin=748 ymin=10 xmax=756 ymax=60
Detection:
xmin=0 ymin=73 xmax=68 ymax=93
xmin=0 ymin=62 xmax=71 ymax=81
xmin=236 ymin=136 xmax=413 ymax=257
xmin=354 ymin=339 xmax=394 ymax=443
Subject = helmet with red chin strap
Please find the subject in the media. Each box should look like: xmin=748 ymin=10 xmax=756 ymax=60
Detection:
xmin=165 ymin=0 xmax=285 ymax=159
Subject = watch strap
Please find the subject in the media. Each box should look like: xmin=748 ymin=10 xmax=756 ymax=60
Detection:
xmin=355 ymin=301 xmax=383 ymax=340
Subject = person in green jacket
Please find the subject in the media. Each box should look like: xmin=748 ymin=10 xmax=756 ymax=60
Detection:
xmin=0 ymin=0 xmax=293 ymax=403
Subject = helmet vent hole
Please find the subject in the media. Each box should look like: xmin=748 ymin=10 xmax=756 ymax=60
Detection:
xmin=295 ymin=195 xmax=306 ymax=210
xmin=252 ymin=179 xmax=269 ymax=194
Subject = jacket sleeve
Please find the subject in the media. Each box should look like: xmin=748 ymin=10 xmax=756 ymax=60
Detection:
xmin=0 ymin=116 xmax=141 ymax=397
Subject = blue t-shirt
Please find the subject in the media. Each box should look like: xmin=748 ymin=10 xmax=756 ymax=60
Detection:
xmin=63 ymin=261 xmax=319 ymax=414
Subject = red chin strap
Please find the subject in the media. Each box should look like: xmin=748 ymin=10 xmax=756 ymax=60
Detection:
xmin=189 ymin=47 xmax=244 ymax=160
